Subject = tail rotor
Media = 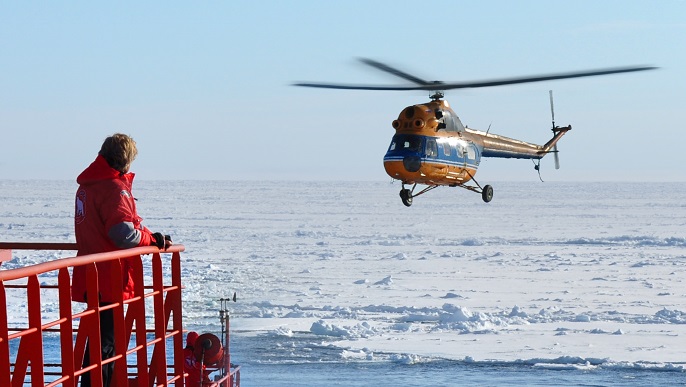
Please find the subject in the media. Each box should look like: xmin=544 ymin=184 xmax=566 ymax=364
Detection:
xmin=549 ymin=90 xmax=561 ymax=170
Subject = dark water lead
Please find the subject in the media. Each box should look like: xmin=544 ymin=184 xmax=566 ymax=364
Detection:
xmin=9 ymin=330 xmax=686 ymax=386
xmin=229 ymin=332 xmax=686 ymax=386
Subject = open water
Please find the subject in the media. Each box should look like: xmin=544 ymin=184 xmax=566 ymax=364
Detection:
xmin=20 ymin=333 xmax=686 ymax=386
xmin=232 ymin=334 xmax=686 ymax=386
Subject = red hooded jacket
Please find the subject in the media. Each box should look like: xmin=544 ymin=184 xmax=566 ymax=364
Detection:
xmin=72 ymin=155 xmax=157 ymax=303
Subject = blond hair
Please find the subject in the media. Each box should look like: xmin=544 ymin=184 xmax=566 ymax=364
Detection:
xmin=99 ymin=133 xmax=138 ymax=173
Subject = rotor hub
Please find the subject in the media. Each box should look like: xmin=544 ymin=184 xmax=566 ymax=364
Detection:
xmin=430 ymin=91 xmax=444 ymax=100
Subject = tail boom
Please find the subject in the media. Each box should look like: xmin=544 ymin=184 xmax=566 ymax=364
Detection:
xmin=473 ymin=125 xmax=571 ymax=160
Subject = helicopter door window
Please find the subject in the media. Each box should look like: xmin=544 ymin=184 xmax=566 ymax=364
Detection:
xmin=467 ymin=145 xmax=476 ymax=160
xmin=425 ymin=138 xmax=438 ymax=158
xmin=442 ymin=142 xmax=451 ymax=156
xmin=456 ymin=143 xmax=466 ymax=158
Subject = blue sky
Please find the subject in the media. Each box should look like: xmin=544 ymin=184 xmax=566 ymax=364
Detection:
xmin=1 ymin=1 xmax=684 ymax=182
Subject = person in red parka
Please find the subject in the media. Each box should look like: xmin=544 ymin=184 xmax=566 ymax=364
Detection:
xmin=73 ymin=133 xmax=172 ymax=387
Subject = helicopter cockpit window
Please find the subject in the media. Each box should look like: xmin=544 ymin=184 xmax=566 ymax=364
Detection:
xmin=389 ymin=135 xmax=422 ymax=153
xmin=425 ymin=138 xmax=438 ymax=158
xmin=403 ymin=140 xmax=419 ymax=151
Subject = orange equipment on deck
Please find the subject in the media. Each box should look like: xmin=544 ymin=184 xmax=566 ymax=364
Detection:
xmin=0 ymin=242 xmax=240 ymax=387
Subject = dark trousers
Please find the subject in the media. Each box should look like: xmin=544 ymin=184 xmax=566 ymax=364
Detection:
xmin=81 ymin=308 xmax=115 ymax=387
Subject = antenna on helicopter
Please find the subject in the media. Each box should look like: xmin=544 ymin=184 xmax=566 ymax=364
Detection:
xmin=549 ymin=90 xmax=560 ymax=170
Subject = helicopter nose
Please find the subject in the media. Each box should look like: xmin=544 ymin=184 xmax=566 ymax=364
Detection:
xmin=403 ymin=156 xmax=421 ymax=172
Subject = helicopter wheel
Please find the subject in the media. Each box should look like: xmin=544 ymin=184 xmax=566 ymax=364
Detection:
xmin=400 ymin=189 xmax=413 ymax=207
xmin=481 ymin=185 xmax=494 ymax=203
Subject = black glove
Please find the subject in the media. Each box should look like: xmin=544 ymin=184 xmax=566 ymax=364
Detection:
xmin=151 ymin=232 xmax=166 ymax=249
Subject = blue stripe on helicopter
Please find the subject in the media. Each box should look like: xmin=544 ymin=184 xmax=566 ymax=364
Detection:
xmin=384 ymin=156 xmax=479 ymax=170
xmin=421 ymin=159 xmax=479 ymax=169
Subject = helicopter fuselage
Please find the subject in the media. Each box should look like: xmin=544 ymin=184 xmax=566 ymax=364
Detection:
xmin=384 ymin=132 xmax=481 ymax=186
xmin=383 ymin=99 xmax=570 ymax=187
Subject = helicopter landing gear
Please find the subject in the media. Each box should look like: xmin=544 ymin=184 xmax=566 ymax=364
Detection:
xmin=451 ymin=182 xmax=494 ymax=203
xmin=397 ymin=180 xmax=491 ymax=206
xmin=400 ymin=189 xmax=413 ymax=207
xmin=463 ymin=170 xmax=493 ymax=203
xmin=399 ymin=183 xmax=438 ymax=207
xmin=482 ymin=185 xmax=494 ymax=203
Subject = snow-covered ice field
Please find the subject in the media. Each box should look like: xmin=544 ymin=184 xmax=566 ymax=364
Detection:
xmin=2 ymin=180 xmax=686 ymax=385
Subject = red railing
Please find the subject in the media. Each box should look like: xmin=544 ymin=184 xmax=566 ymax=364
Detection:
xmin=0 ymin=242 xmax=240 ymax=387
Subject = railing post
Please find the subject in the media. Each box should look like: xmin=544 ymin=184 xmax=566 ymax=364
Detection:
xmin=126 ymin=255 xmax=149 ymax=386
xmin=171 ymin=251 xmax=184 ymax=386
xmin=0 ymin=282 xmax=10 ymax=387
xmin=150 ymin=252 xmax=167 ymax=386
xmin=27 ymin=275 xmax=45 ymax=387
xmin=84 ymin=263 xmax=104 ymax=387
xmin=110 ymin=256 xmax=128 ymax=387
xmin=58 ymin=268 xmax=76 ymax=387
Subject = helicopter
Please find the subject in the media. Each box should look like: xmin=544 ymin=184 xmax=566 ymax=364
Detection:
xmin=294 ymin=59 xmax=656 ymax=206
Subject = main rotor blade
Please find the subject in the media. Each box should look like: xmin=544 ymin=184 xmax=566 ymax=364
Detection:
xmin=358 ymin=58 xmax=435 ymax=86
xmin=291 ymin=82 xmax=430 ymax=91
xmin=293 ymin=65 xmax=657 ymax=92
xmin=436 ymin=66 xmax=658 ymax=90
